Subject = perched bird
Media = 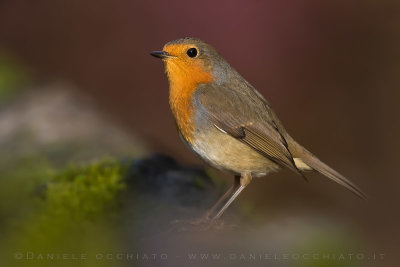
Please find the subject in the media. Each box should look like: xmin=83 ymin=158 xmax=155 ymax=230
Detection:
xmin=151 ymin=37 xmax=366 ymax=221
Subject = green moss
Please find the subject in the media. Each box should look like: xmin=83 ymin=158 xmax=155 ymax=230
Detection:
xmin=45 ymin=160 xmax=126 ymax=220
xmin=1 ymin=158 xmax=128 ymax=267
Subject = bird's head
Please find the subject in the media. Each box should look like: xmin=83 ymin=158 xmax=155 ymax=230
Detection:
xmin=151 ymin=37 xmax=231 ymax=87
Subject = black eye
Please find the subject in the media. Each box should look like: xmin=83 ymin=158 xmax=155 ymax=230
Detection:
xmin=186 ymin=48 xmax=198 ymax=58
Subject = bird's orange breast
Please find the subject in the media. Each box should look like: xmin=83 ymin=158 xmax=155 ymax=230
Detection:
xmin=165 ymin=60 xmax=213 ymax=144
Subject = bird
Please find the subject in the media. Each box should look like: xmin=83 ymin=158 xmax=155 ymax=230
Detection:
xmin=150 ymin=37 xmax=366 ymax=222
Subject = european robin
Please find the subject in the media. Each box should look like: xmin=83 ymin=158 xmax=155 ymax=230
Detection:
xmin=151 ymin=37 xmax=366 ymax=221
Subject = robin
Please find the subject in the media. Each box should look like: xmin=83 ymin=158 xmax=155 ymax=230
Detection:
xmin=151 ymin=37 xmax=366 ymax=221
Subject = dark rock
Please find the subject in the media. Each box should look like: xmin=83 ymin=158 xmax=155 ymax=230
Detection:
xmin=125 ymin=154 xmax=216 ymax=207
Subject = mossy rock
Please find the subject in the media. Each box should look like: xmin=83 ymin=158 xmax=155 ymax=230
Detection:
xmin=1 ymin=159 xmax=128 ymax=267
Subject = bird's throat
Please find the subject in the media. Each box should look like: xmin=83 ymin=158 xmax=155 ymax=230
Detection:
xmin=166 ymin=61 xmax=213 ymax=144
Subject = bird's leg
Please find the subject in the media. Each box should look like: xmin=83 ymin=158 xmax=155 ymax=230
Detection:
xmin=211 ymin=172 xmax=252 ymax=222
xmin=204 ymin=175 xmax=241 ymax=220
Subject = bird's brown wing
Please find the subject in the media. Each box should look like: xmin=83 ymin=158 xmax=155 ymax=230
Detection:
xmin=194 ymin=83 xmax=302 ymax=174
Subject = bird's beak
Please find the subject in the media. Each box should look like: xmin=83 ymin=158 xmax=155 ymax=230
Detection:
xmin=150 ymin=51 xmax=171 ymax=59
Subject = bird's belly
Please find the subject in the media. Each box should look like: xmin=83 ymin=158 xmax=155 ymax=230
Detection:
xmin=191 ymin=125 xmax=280 ymax=176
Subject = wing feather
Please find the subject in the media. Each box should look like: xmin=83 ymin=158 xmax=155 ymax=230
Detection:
xmin=195 ymin=83 xmax=303 ymax=175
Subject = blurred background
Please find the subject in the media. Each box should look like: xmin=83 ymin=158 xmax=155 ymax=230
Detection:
xmin=0 ymin=0 xmax=399 ymax=266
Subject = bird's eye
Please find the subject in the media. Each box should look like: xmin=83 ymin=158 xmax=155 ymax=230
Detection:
xmin=186 ymin=48 xmax=198 ymax=58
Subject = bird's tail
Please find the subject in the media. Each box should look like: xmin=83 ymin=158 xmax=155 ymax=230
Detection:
xmin=290 ymin=141 xmax=367 ymax=200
